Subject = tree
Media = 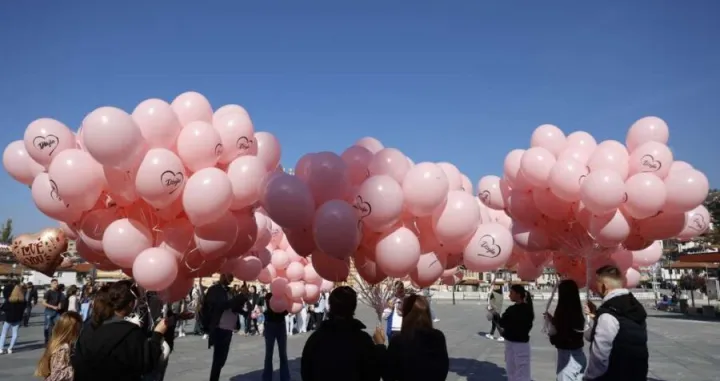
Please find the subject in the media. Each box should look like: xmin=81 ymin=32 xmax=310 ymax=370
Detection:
xmin=703 ymin=189 xmax=720 ymax=245
xmin=0 ymin=218 xmax=13 ymax=244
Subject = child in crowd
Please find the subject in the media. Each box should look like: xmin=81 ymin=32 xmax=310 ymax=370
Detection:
xmin=35 ymin=312 xmax=83 ymax=381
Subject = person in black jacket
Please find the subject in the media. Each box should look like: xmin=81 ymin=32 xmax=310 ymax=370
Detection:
xmin=262 ymin=292 xmax=290 ymax=381
xmin=497 ymin=284 xmax=534 ymax=381
xmin=201 ymin=274 xmax=247 ymax=381
xmin=373 ymin=294 xmax=449 ymax=381
xmin=22 ymin=282 xmax=38 ymax=326
xmin=301 ymin=286 xmax=381 ymax=381
xmin=71 ymin=280 xmax=168 ymax=381
xmin=0 ymin=284 xmax=27 ymax=354
xmin=584 ymin=265 xmax=648 ymax=381
xmin=543 ymin=279 xmax=587 ymax=380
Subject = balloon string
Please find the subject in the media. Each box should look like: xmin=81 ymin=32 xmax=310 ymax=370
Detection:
xmin=545 ymin=281 xmax=559 ymax=313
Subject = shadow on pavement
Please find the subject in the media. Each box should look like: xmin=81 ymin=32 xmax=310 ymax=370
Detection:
xmin=450 ymin=357 xmax=507 ymax=381
xmin=229 ymin=358 xmax=301 ymax=381
xmin=648 ymin=313 xmax=719 ymax=323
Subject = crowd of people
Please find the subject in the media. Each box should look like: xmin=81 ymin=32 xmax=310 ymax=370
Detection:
xmin=0 ymin=263 xmax=650 ymax=381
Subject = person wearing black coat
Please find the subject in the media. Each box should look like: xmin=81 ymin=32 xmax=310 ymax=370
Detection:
xmin=301 ymin=286 xmax=382 ymax=381
xmin=0 ymin=284 xmax=27 ymax=354
xmin=22 ymin=282 xmax=38 ymax=326
xmin=71 ymin=280 xmax=169 ymax=381
xmin=201 ymin=274 xmax=248 ymax=381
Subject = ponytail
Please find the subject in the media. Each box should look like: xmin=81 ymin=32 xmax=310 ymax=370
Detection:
xmin=525 ymin=292 xmax=534 ymax=320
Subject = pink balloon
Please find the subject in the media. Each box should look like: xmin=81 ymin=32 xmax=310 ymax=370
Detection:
xmin=610 ymin=249 xmax=633 ymax=271
xmin=624 ymin=268 xmax=641 ymax=288
xmin=303 ymin=283 xmax=321 ymax=303
xmin=294 ymin=153 xmax=315 ymax=182
xmin=628 ymin=141 xmax=673 ymax=179
xmin=227 ymin=155 xmax=268 ymax=210
xmin=511 ymin=223 xmax=550 ymax=252
xmin=530 ymin=124 xmax=566 ymax=156
xmin=520 ymin=147 xmax=557 ymax=187
xmin=548 ymin=158 xmax=588 ymax=202
xmin=517 ymin=260 xmax=545 ymax=281
xmin=566 ymin=131 xmax=598 ymax=150
xmin=669 ymin=161 xmax=693 ymax=173
xmin=532 ymin=187 xmax=574 ymax=220
xmin=354 ymin=137 xmax=384 ymax=154
xmin=463 ymin=223 xmax=514 ymax=272
xmin=278 ymin=233 xmax=290 ymax=251
xmin=623 ymin=173 xmax=667 ymax=219
xmin=156 ymin=218 xmax=196 ymax=261
xmin=432 ymin=190 xmax=480 ymax=245
xmin=506 ymin=189 xmax=543 ymax=226
xmin=663 ymin=169 xmax=709 ymax=213
xmin=460 ymin=174 xmax=473 ymax=194
xmin=557 ymin=145 xmax=593 ymax=166
xmin=82 ymin=107 xmax=147 ymax=170
xmin=102 ymin=165 xmax=138 ymax=206
xmin=270 ymin=277 xmax=289 ymax=295
xmin=367 ymin=148 xmax=409 ymax=185
xmin=176 ymin=121 xmax=222 ymax=172
xmin=269 ymin=220 xmax=284 ymax=248
xmin=253 ymin=212 xmax=273 ymax=249
xmin=257 ymin=264 xmax=277 ymax=284
xmin=31 ymin=173 xmax=85 ymax=222
xmin=157 ymin=275 xmax=194 ymax=303
xmin=271 ymin=250 xmax=291 ymax=270
xmin=623 ymin=232 xmax=653 ymax=251
xmin=213 ymin=104 xmax=249 ymax=124
xmin=286 ymin=281 xmax=305 ymax=300
xmin=437 ymin=162 xmax=462 ymax=191
xmin=194 ymin=212 xmax=238 ymax=260
xmin=303 ymin=264 xmax=322 ymax=285
xmin=320 ymin=279 xmax=334 ymax=292
xmin=588 ymin=209 xmax=631 ymax=247
xmin=227 ymin=210 xmax=259 ymax=256
xmin=170 ymin=91 xmax=213 ymax=125
xmin=636 ymin=211 xmax=686 ymax=240
xmin=285 ymin=261 xmax=305 ymax=282
xmin=284 ymin=227 xmax=317 ymax=257
xmin=410 ymin=252 xmax=446 ymax=288
xmin=477 ymin=175 xmax=509 ymax=210
xmin=580 ymin=169 xmax=626 ymax=215
xmin=503 ymin=149 xmax=525 ymax=189
xmin=587 ymin=140 xmax=630 ymax=180
xmin=213 ymin=111 xmax=256 ymax=165
xmin=313 ymin=200 xmax=360 ymax=260
xmin=306 ymin=152 xmax=350 ymax=206
xmin=262 ymin=174 xmax=316 ymax=229
xmin=626 ymin=116 xmax=669 ymax=153
xmin=402 ymin=163 xmax=449 ymax=216
xmin=183 ymin=168 xmax=233 ymax=226
xmin=311 ymin=250 xmax=350 ymax=282
xmin=79 ymin=208 xmax=119 ymax=252
xmin=135 ymin=148 xmax=187 ymax=208
xmin=47 ymin=149 xmax=104 ymax=211
xmin=355 ymin=248 xmax=388 ymax=284
xmin=133 ymin=247 xmax=179 ymax=291
xmin=234 ymin=255 xmax=264 ymax=281
xmin=254 ymin=132 xmax=281 ymax=171
xmin=103 ymin=218 xmax=153 ymax=268
xmin=58 ymin=222 xmax=79 ymax=240
xmin=354 ymin=175 xmax=403 ymax=232
xmin=153 ymin=197 xmax=184 ymax=221
xmin=132 ymin=99 xmax=182 ymax=149
xmin=677 ymin=205 xmax=710 ymax=240
xmin=375 ymin=226 xmax=421 ymax=278
xmin=23 ymin=118 xmax=76 ymax=167
xmin=341 ymin=145 xmax=373 ymax=186
xmin=3 ymin=140 xmax=45 ymax=185
xmin=269 ymin=294 xmax=290 ymax=313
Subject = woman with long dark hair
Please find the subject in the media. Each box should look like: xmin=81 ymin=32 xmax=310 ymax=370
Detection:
xmin=497 ymin=284 xmax=534 ymax=381
xmin=374 ymin=294 xmax=449 ymax=381
xmin=544 ymin=280 xmax=587 ymax=381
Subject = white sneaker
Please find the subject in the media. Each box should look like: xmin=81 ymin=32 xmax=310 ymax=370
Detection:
xmin=202 ymin=334 xmax=209 ymax=340
xmin=497 ymin=337 xmax=505 ymax=342
xmin=433 ymin=318 xmax=440 ymax=323
xmin=0 ymin=349 xmax=4 ymax=354
xmin=485 ymin=334 xmax=494 ymax=340
xmin=6 ymin=349 xmax=12 ymax=354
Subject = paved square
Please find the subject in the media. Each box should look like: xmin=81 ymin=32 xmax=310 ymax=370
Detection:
xmin=1 ymin=301 xmax=718 ymax=380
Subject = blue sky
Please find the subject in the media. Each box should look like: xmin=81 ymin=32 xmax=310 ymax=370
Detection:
xmin=1 ymin=1 xmax=719 ymax=234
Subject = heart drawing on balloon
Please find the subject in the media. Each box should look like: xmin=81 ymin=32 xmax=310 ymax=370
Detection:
xmin=32 ymin=135 xmax=60 ymax=156
xmin=578 ymin=166 xmax=591 ymax=185
xmin=353 ymin=195 xmax=372 ymax=218
xmin=476 ymin=235 xmax=501 ymax=258
xmin=640 ymin=154 xmax=662 ymax=172
xmin=479 ymin=190 xmax=491 ymax=204
xmin=214 ymin=143 xmax=224 ymax=157
xmin=160 ymin=170 xmax=184 ymax=195
xmin=48 ymin=179 xmax=70 ymax=208
xmin=236 ymin=136 xmax=253 ymax=151
xmin=689 ymin=215 xmax=707 ymax=232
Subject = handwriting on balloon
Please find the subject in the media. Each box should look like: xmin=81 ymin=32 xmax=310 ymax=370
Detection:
xmin=236 ymin=136 xmax=253 ymax=151
xmin=479 ymin=190 xmax=491 ymax=204
xmin=689 ymin=215 xmax=707 ymax=232
xmin=160 ymin=171 xmax=184 ymax=195
xmin=11 ymin=228 xmax=68 ymax=277
xmin=214 ymin=143 xmax=224 ymax=157
xmin=476 ymin=235 xmax=501 ymax=258
xmin=32 ymin=135 xmax=60 ymax=156
xmin=640 ymin=154 xmax=661 ymax=172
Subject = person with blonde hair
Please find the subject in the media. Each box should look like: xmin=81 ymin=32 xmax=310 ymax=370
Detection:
xmin=0 ymin=284 xmax=27 ymax=354
xmin=35 ymin=311 xmax=82 ymax=380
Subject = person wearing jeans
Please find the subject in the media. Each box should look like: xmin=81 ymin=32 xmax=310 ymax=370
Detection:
xmin=262 ymin=292 xmax=290 ymax=381
xmin=0 ymin=284 xmax=27 ymax=354
xmin=42 ymin=279 xmax=62 ymax=344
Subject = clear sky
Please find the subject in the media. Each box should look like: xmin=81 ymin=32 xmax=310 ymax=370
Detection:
xmin=1 ymin=1 xmax=719 ymax=234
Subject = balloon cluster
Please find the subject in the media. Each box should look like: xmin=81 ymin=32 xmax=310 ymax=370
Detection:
xmin=477 ymin=118 xmax=710 ymax=289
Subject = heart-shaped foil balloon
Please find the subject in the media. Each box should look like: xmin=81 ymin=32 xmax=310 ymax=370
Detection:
xmin=10 ymin=228 xmax=68 ymax=276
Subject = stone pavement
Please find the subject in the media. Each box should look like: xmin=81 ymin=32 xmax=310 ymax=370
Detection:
xmin=1 ymin=302 xmax=719 ymax=380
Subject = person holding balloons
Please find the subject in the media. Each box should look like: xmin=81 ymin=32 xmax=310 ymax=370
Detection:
xmin=496 ymin=284 xmax=535 ymax=381
xmin=543 ymin=280 xmax=587 ymax=381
